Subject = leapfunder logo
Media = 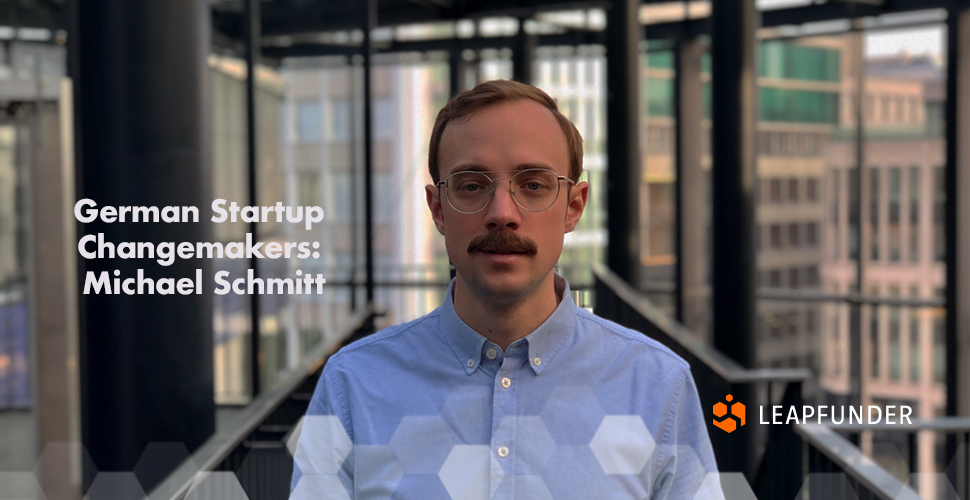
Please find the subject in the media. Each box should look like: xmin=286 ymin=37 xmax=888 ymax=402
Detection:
xmin=712 ymin=394 xmax=914 ymax=433
xmin=713 ymin=394 xmax=745 ymax=433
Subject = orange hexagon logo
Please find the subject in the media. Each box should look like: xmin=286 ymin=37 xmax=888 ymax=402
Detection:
xmin=713 ymin=394 xmax=745 ymax=433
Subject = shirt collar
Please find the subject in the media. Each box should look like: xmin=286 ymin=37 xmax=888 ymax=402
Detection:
xmin=439 ymin=274 xmax=577 ymax=375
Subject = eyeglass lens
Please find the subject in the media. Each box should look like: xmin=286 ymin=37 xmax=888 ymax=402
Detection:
xmin=445 ymin=169 xmax=563 ymax=213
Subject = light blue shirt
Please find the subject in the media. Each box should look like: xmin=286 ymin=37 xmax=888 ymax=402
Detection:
xmin=290 ymin=275 xmax=723 ymax=500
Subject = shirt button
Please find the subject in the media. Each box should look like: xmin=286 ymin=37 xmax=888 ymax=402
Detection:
xmin=497 ymin=446 xmax=509 ymax=458
xmin=486 ymin=349 xmax=497 ymax=360
xmin=501 ymin=377 xmax=511 ymax=388
xmin=533 ymin=357 xmax=541 ymax=366
xmin=467 ymin=359 xmax=474 ymax=368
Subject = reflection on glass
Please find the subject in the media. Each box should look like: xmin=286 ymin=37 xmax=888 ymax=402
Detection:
xmin=536 ymin=46 xmax=607 ymax=288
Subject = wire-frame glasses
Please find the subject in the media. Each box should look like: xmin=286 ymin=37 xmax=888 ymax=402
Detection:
xmin=436 ymin=168 xmax=576 ymax=214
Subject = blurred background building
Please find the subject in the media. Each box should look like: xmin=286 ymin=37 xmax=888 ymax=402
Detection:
xmin=0 ymin=0 xmax=968 ymax=499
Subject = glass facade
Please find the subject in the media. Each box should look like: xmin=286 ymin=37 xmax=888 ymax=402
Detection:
xmin=3 ymin=4 xmax=967 ymax=498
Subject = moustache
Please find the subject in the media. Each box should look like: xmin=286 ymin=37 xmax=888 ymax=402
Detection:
xmin=467 ymin=231 xmax=538 ymax=256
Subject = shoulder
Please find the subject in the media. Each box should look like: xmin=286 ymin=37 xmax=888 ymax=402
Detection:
xmin=574 ymin=307 xmax=691 ymax=374
xmin=323 ymin=309 xmax=442 ymax=373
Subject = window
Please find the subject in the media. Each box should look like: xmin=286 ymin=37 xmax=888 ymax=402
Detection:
xmin=909 ymin=309 xmax=923 ymax=382
xmin=805 ymin=134 xmax=819 ymax=156
xmin=831 ymin=170 xmax=840 ymax=259
xmin=769 ymin=179 xmax=782 ymax=203
xmin=870 ymin=167 xmax=881 ymax=261
xmin=788 ymin=178 xmax=799 ymax=203
xmin=298 ymin=172 xmax=320 ymax=207
xmin=933 ymin=165 xmax=945 ymax=261
xmin=333 ymin=172 xmax=352 ymax=220
xmin=769 ymin=313 xmax=782 ymax=337
xmin=759 ymin=87 xmax=840 ymax=124
xmin=805 ymin=266 xmax=819 ymax=287
xmin=788 ymin=223 xmax=800 ymax=248
xmin=787 ymin=311 xmax=799 ymax=335
xmin=646 ymin=79 xmax=674 ymax=117
xmin=889 ymin=291 xmax=901 ymax=380
xmin=871 ymin=310 xmax=880 ymax=378
xmin=373 ymin=99 xmax=395 ymax=140
xmin=769 ymin=269 xmax=782 ymax=288
xmin=770 ymin=224 xmax=783 ymax=249
xmin=889 ymin=167 xmax=901 ymax=261
xmin=909 ymin=167 xmax=920 ymax=262
xmin=848 ymin=169 xmax=859 ymax=260
xmin=297 ymin=100 xmax=322 ymax=142
xmin=806 ymin=222 xmax=818 ymax=248
xmin=788 ymin=268 xmax=800 ymax=289
xmin=806 ymin=178 xmax=818 ymax=202
xmin=332 ymin=99 xmax=351 ymax=141
xmin=769 ymin=132 xmax=782 ymax=156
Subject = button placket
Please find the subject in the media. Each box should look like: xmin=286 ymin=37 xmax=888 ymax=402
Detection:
xmin=490 ymin=354 xmax=524 ymax=496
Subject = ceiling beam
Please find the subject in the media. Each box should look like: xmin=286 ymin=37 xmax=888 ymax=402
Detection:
xmin=229 ymin=0 xmax=955 ymax=42
xmin=262 ymin=29 xmax=605 ymax=59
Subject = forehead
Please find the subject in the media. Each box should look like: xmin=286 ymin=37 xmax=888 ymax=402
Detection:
xmin=437 ymin=100 xmax=569 ymax=178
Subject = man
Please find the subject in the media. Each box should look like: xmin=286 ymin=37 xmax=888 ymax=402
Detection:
xmin=291 ymin=80 xmax=723 ymax=499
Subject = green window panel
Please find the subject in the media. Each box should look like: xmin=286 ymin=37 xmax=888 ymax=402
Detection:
xmin=759 ymin=87 xmax=839 ymax=123
xmin=646 ymin=50 xmax=674 ymax=70
xmin=644 ymin=78 xmax=674 ymax=117
xmin=758 ymin=40 xmax=841 ymax=82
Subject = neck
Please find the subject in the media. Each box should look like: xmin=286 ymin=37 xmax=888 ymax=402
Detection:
xmin=452 ymin=274 xmax=560 ymax=350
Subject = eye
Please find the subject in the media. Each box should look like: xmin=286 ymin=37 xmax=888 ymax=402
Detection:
xmin=457 ymin=181 xmax=487 ymax=193
xmin=523 ymin=182 xmax=542 ymax=191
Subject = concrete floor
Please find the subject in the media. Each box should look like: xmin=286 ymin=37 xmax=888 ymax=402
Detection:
xmin=0 ymin=410 xmax=37 ymax=472
xmin=0 ymin=406 xmax=246 ymax=474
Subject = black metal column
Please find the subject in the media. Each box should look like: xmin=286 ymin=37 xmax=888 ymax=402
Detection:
xmin=513 ymin=18 xmax=536 ymax=85
xmin=243 ymin=0 xmax=262 ymax=398
xmin=673 ymin=36 xmax=706 ymax=336
xmin=710 ymin=0 xmax=758 ymax=369
xmin=945 ymin=2 xmax=970 ymax=419
xmin=362 ymin=0 xmax=376 ymax=304
xmin=945 ymin=6 xmax=970 ymax=494
xmin=73 ymin=0 xmax=214 ymax=477
xmin=851 ymin=21 xmax=867 ymax=410
xmin=605 ymin=0 xmax=642 ymax=286
xmin=449 ymin=47 xmax=463 ymax=97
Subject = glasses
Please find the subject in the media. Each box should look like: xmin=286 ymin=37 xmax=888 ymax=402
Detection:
xmin=437 ymin=168 xmax=576 ymax=214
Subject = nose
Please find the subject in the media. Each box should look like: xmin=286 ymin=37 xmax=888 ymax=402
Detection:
xmin=482 ymin=180 xmax=521 ymax=229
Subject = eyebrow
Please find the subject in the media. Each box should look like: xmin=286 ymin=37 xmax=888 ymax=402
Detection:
xmin=447 ymin=162 xmax=557 ymax=175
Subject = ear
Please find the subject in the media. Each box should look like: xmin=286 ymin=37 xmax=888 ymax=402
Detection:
xmin=426 ymin=183 xmax=446 ymax=235
xmin=564 ymin=180 xmax=589 ymax=233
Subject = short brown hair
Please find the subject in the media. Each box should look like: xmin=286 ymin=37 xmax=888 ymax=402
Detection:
xmin=428 ymin=80 xmax=583 ymax=183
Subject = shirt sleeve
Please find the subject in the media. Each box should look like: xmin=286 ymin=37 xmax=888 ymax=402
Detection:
xmin=289 ymin=359 xmax=356 ymax=500
xmin=650 ymin=367 xmax=725 ymax=500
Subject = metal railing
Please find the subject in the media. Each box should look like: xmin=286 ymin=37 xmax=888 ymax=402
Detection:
xmin=151 ymin=306 xmax=374 ymax=500
xmin=819 ymin=418 xmax=970 ymax=500
xmin=592 ymin=262 xmax=812 ymax=499
xmin=797 ymin=423 xmax=923 ymax=500
xmin=593 ymin=262 xmax=970 ymax=500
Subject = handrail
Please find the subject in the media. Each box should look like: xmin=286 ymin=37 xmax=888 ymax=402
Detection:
xmin=593 ymin=262 xmax=812 ymax=384
xmin=151 ymin=306 xmax=374 ymax=500
xmin=796 ymin=423 xmax=922 ymax=500
xmin=824 ymin=416 xmax=970 ymax=432
xmin=756 ymin=287 xmax=945 ymax=307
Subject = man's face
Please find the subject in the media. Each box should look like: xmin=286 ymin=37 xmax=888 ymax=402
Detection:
xmin=426 ymin=100 xmax=589 ymax=304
